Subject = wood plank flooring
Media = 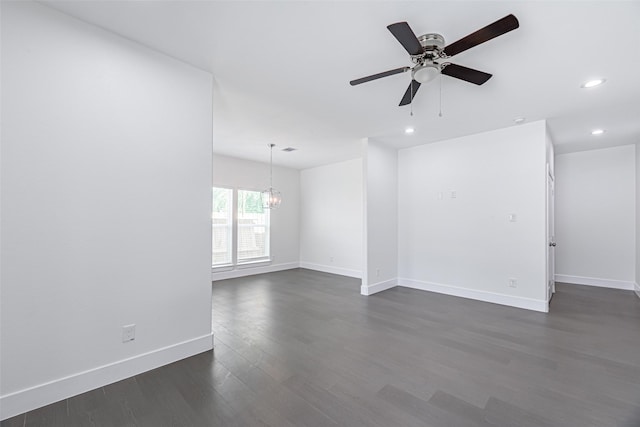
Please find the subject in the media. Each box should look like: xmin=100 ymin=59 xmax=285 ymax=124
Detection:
xmin=3 ymin=268 xmax=640 ymax=426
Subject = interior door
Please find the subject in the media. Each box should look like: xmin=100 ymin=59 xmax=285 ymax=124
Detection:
xmin=547 ymin=170 xmax=556 ymax=301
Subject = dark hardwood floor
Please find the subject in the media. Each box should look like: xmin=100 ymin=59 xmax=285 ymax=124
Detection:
xmin=4 ymin=268 xmax=640 ymax=426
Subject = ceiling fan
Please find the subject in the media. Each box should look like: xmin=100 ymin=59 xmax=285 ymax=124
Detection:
xmin=350 ymin=14 xmax=519 ymax=106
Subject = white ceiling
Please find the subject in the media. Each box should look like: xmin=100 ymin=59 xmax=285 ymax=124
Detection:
xmin=43 ymin=1 xmax=640 ymax=169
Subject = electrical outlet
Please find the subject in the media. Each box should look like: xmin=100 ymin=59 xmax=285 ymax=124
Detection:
xmin=122 ymin=324 xmax=136 ymax=343
xmin=508 ymin=278 xmax=518 ymax=288
xmin=451 ymin=191 xmax=457 ymax=199
xmin=330 ymin=256 xmax=334 ymax=263
xmin=376 ymin=268 xmax=380 ymax=277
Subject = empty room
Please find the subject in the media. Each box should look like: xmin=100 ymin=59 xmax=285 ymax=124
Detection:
xmin=1 ymin=1 xmax=639 ymax=426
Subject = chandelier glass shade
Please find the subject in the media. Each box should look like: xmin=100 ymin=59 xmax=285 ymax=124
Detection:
xmin=261 ymin=187 xmax=282 ymax=209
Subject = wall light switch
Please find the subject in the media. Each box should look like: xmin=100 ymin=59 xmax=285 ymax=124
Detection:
xmin=450 ymin=191 xmax=457 ymax=199
xmin=509 ymin=213 xmax=517 ymax=222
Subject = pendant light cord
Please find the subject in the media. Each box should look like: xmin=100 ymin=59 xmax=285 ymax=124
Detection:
xmin=269 ymin=144 xmax=274 ymax=189
xmin=263 ymin=143 xmax=281 ymax=209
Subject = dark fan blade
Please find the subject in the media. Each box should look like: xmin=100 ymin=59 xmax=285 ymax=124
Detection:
xmin=443 ymin=14 xmax=519 ymax=57
xmin=350 ymin=67 xmax=410 ymax=86
xmin=441 ymin=63 xmax=492 ymax=85
xmin=399 ymin=80 xmax=421 ymax=106
xmin=387 ymin=22 xmax=423 ymax=55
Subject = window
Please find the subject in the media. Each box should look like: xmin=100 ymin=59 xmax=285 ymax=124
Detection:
xmin=212 ymin=187 xmax=270 ymax=267
xmin=237 ymin=189 xmax=270 ymax=262
xmin=212 ymin=187 xmax=232 ymax=266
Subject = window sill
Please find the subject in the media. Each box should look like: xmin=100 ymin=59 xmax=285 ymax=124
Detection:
xmin=211 ymin=260 xmax=272 ymax=273
xmin=236 ymin=259 xmax=271 ymax=269
xmin=211 ymin=264 xmax=234 ymax=272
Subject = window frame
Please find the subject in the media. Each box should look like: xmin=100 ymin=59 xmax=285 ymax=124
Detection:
xmin=236 ymin=188 xmax=271 ymax=264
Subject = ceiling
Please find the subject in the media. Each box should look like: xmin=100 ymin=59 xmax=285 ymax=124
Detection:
xmin=42 ymin=1 xmax=640 ymax=169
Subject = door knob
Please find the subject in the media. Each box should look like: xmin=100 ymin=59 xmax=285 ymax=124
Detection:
xmin=549 ymin=242 xmax=556 ymax=247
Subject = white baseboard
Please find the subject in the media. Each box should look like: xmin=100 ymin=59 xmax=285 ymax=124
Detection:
xmin=361 ymin=278 xmax=397 ymax=296
xmin=212 ymin=262 xmax=299 ymax=281
xmin=299 ymin=262 xmax=362 ymax=279
xmin=634 ymin=282 xmax=640 ymax=299
xmin=0 ymin=333 xmax=214 ymax=421
xmin=397 ymin=278 xmax=548 ymax=313
xmin=555 ymin=274 xmax=635 ymax=290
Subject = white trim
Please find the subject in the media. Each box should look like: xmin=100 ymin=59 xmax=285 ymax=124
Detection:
xmin=0 ymin=333 xmax=213 ymax=421
xmin=211 ymin=264 xmax=234 ymax=272
xmin=361 ymin=278 xmax=397 ymax=295
xmin=235 ymin=259 xmax=272 ymax=269
xmin=212 ymin=262 xmax=298 ymax=281
xmin=299 ymin=262 xmax=362 ymax=279
xmin=634 ymin=282 xmax=639 ymax=299
xmin=555 ymin=274 xmax=635 ymax=290
xmin=397 ymin=278 xmax=548 ymax=313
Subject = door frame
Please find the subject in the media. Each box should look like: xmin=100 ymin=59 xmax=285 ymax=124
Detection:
xmin=546 ymin=164 xmax=556 ymax=302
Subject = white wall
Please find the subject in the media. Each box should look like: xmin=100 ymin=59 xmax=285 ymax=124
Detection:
xmin=1 ymin=2 xmax=213 ymax=419
xmin=398 ymin=121 xmax=548 ymax=312
xmin=211 ymin=154 xmax=300 ymax=279
xmin=362 ymin=139 xmax=398 ymax=294
xmin=555 ymin=145 xmax=636 ymax=289
xmin=300 ymin=158 xmax=363 ymax=278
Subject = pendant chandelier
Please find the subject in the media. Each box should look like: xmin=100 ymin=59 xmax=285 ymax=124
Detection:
xmin=261 ymin=143 xmax=282 ymax=209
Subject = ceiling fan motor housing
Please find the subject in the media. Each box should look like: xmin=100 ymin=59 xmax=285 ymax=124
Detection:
xmin=416 ymin=33 xmax=445 ymax=61
xmin=418 ymin=33 xmax=445 ymax=49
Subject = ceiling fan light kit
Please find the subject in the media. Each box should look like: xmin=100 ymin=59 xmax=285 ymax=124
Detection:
xmin=412 ymin=63 xmax=440 ymax=84
xmin=350 ymin=14 xmax=520 ymax=106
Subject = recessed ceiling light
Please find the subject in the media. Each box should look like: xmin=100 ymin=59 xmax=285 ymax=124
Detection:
xmin=581 ymin=78 xmax=606 ymax=88
xmin=405 ymin=127 xmax=415 ymax=134
xmin=591 ymin=129 xmax=605 ymax=135
xmin=281 ymin=147 xmax=296 ymax=152
xmin=513 ymin=117 xmax=526 ymax=125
